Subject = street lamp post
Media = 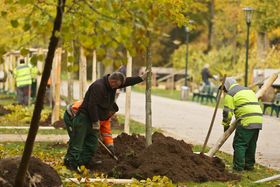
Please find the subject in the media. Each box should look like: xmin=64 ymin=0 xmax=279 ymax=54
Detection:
xmin=184 ymin=25 xmax=190 ymax=86
xmin=243 ymin=7 xmax=254 ymax=87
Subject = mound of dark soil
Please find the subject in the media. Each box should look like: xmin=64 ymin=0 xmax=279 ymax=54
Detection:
xmin=90 ymin=132 xmax=240 ymax=183
xmin=0 ymin=105 xmax=11 ymax=116
xmin=0 ymin=156 xmax=62 ymax=187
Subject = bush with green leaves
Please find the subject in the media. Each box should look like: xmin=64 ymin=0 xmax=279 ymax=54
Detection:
xmin=0 ymin=104 xmax=63 ymax=126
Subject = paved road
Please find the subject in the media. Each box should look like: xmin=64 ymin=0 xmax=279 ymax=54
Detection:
xmin=116 ymin=91 xmax=280 ymax=171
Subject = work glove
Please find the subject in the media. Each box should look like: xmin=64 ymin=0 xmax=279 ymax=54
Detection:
xmin=140 ymin=70 xmax=150 ymax=81
xmin=107 ymin=145 xmax=115 ymax=156
xmin=92 ymin=121 xmax=100 ymax=130
xmin=224 ymin=126 xmax=229 ymax=132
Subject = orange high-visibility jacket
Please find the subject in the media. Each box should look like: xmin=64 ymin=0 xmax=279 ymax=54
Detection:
xmin=70 ymin=100 xmax=113 ymax=146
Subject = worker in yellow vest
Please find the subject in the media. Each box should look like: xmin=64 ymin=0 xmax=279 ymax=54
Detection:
xmin=221 ymin=77 xmax=263 ymax=171
xmin=13 ymin=59 xmax=32 ymax=105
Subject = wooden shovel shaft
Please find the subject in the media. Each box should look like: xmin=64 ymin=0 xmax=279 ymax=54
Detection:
xmin=98 ymin=138 xmax=118 ymax=161
xmin=201 ymin=75 xmax=226 ymax=154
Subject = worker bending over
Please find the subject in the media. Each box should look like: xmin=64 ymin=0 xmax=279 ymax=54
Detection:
xmin=64 ymin=71 xmax=148 ymax=171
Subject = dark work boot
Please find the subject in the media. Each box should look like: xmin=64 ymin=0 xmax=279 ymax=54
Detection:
xmin=64 ymin=158 xmax=78 ymax=171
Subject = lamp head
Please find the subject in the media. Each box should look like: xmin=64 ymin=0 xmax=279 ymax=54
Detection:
xmin=243 ymin=7 xmax=254 ymax=24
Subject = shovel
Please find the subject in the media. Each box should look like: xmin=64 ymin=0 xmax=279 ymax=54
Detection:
xmin=200 ymin=74 xmax=226 ymax=154
xmin=98 ymin=138 xmax=118 ymax=161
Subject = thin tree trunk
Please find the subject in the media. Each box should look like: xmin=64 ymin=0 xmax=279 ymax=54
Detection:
xmin=37 ymin=48 xmax=44 ymax=93
xmin=206 ymin=0 xmax=215 ymax=52
xmin=0 ymin=63 xmax=3 ymax=90
xmin=5 ymin=54 xmax=9 ymax=93
xmin=67 ymin=49 xmax=74 ymax=103
xmin=124 ymin=51 xmax=132 ymax=134
xmin=232 ymin=24 xmax=238 ymax=65
xmin=4 ymin=55 xmax=9 ymax=92
xmin=257 ymin=31 xmax=267 ymax=64
xmin=14 ymin=0 xmax=66 ymax=186
xmin=79 ymin=47 xmax=87 ymax=100
xmin=145 ymin=31 xmax=152 ymax=147
xmin=10 ymin=54 xmax=15 ymax=93
xmin=92 ymin=50 xmax=97 ymax=82
xmin=52 ymin=48 xmax=62 ymax=123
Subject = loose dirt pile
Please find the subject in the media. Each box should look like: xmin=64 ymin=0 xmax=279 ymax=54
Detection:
xmin=0 ymin=156 xmax=62 ymax=187
xmin=90 ymin=132 xmax=240 ymax=183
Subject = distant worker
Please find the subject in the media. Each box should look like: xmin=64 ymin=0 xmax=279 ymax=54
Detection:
xmin=13 ymin=59 xmax=32 ymax=105
xmin=221 ymin=77 xmax=263 ymax=171
xmin=201 ymin=64 xmax=215 ymax=86
xmin=63 ymin=71 xmax=148 ymax=171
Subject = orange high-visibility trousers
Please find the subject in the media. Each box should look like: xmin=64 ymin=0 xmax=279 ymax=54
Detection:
xmin=100 ymin=119 xmax=113 ymax=146
xmin=70 ymin=100 xmax=114 ymax=146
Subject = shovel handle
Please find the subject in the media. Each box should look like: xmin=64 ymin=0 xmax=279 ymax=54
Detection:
xmin=201 ymin=74 xmax=226 ymax=154
xmin=98 ymin=138 xmax=118 ymax=161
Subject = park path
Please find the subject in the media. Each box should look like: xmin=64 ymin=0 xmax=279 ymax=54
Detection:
xmin=0 ymin=134 xmax=69 ymax=142
xmin=116 ymin=91 xmax=280 ymax=171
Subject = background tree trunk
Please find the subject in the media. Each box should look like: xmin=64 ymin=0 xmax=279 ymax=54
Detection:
xmin=145 ymin=31 xmax=152 ymax=147
xmin=124 ymin=51 xmax=132 ymax=134
xmin=79 ymin=47 xmax=87 ymax=100
xmin=92 ymin=50 xmax=97 ymax=82
xmin=257 ymin=31 xmax=268 ymax=65
xmin=9 ymin=54 xmax=15 ymax=94
xmin=14 ymin=0 xmax=66 ymax=186
xmin=67 ymin=49 xmax=74 ymax=104
xmin=52 ymin=48 xmax=62 ymax=124
xmin=206 ymin=0 xmax=215 ymax=53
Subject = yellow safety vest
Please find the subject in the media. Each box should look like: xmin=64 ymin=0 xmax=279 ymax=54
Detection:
xmin=223 ymin=83 xmax=263 ymax=129
xmin=13 ymin=64 xmax=32 ymax=87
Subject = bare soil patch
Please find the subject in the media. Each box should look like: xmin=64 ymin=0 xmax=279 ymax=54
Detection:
xmin=0 ymin=156 xmax=62 ymax=187
xmin=90 ymin=132 xmax=240 ymax=183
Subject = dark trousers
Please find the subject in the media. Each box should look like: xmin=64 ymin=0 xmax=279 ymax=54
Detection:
xmin=31 ymin=80 xmax=37 ymax=98
xmin=64 ymin=112 xmax=99 ymax=168
xmin=16 ymin=85 xmax=30 ymax=105
xmin=233 ymin=126 xmax=259 ymax=171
